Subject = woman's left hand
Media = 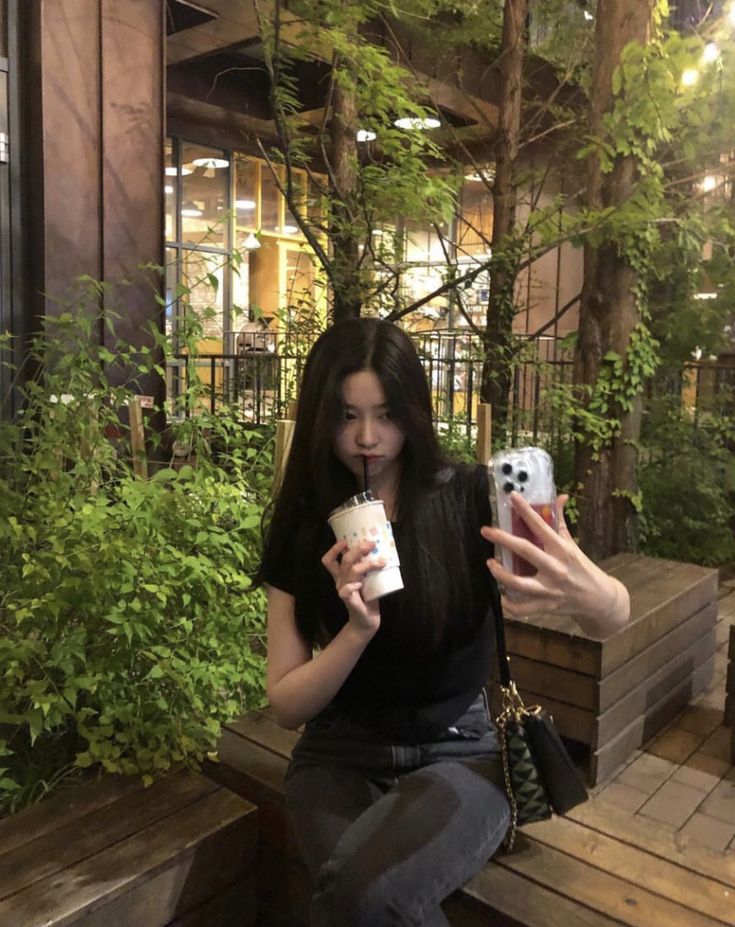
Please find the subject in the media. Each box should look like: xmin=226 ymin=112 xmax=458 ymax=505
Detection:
xmin=481 ymin=492 xmax=630 ymax=638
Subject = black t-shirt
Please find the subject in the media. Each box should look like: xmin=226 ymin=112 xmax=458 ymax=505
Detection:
xmin=261 ymin=463 xmax=500 ymax=742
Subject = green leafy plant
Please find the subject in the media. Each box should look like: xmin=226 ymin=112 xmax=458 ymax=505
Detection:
xmin=0 ymin=293 xmax=269 ymax=815
xmin=637 ymin=394 xmax=735 ymax=566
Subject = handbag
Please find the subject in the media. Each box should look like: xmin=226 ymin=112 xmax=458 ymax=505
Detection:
xmin=492 ymin=594 xmax=588 ymax=849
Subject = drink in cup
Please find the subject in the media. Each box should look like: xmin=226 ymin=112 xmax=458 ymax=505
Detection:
xmin=328 ymin=491 xmax=404 ymax=601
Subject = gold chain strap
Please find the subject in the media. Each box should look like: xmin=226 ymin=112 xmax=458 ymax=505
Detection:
xmin=496 ymin=682 xmax=542 ymax=851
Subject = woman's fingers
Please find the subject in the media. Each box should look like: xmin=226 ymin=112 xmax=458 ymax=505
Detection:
xmin=321 ymin=538 xmax=348 ymax=579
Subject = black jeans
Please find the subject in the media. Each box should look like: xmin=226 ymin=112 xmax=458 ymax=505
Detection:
xmin=284 ymin=693 xmax=511 ymax=927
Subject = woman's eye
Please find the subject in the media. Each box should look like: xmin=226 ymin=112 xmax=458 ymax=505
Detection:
xmin=343 ymin=410 xmax=356 ymax=421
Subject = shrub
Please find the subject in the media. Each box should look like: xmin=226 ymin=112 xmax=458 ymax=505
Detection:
xmin=0 ymin=307 xmax=269 ymax=814
xmin=637 ymin=395 xmax=735 ymax=566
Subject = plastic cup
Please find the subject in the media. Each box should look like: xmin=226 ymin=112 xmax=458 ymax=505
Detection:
xmin=328 ymin=491 xmax=403 ymax=601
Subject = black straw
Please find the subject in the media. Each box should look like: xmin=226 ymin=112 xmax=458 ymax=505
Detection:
xmin=363 ymin=456 xmax=369 ymax=493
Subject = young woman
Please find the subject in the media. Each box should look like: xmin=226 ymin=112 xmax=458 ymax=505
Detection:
xmin=258 ymin=318 xmax=629 ymax=927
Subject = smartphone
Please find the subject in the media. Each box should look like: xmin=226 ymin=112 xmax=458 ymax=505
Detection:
xmin=489 ymin=447 xmax=558 ymax=577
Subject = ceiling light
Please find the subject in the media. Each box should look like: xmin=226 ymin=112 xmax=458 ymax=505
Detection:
xmin=165 ymin=184 xmax=174 ymax=195
xmin=191 ymin=156 xmax=229 ymax=169
xmin=465 ymin=168 xmax=495 ymax=184
xmin=165 ymin=165 xmax=192 ymax=176
xmin=236 ymin=198 xmax=256 ymax=210
xmin=357 ymin=129 xmax=377 ymax=142
xmin=703 ymin=43 xmax=720 ymax=64
xmin=181 ymin=200 xmax=203 ymax=217
xmin=242 ymin=232 xmax=261 ymax=250
xmin=702 ymin=175 xmax=718 ymax=192
xmin=694 ymin=291 xmax=717 ymax=300
xmin=281 ymin=224 xmax=299 ymax=235
xmin=681 ymin=68 xmax=699 ymax=87
xmin=393 ymin=116 xmax=441 ymax=130
xmin=583 ymin=10 xmax=594 ymax=20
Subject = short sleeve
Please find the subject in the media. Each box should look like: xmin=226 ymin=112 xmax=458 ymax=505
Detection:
xmin=259 ymin=528 xmax=297 ymax=594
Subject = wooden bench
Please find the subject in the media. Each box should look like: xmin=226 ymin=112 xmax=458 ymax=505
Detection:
xmin=207 ymin=708 xmax=735 ymax=927
xmin=0 ymin=768 xmax=257 ymax=926
xmin=505 ymin=553 xmax=719 ymax=784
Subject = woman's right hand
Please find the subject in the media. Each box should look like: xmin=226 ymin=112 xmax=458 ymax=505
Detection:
xmin=321 ymin=538 xmax=382 ymax=635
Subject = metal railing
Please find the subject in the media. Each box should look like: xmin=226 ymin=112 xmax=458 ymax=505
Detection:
xmin=165 ymin=331 xmax=575 ymax=442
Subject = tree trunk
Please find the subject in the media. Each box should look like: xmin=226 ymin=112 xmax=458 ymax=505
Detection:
xmin=330 ymin=69 xmax=362 ymax=322
xmin=574 ymin=0 xmax=654 ymax=559
xmin=480 ymin=0 xmax=528 ymax=439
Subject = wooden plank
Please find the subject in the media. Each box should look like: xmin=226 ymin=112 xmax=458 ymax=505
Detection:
xmin=129 ymin=395 xmax=148 ymax=479
xmin=599 ymin=601 xmax=717 ymax=712
xmin=75 ymin=810 xmax=257 ymax=927
xmin=515 ymin=689 xmax=595 ymax=743
xmin=506 ymin=622 xmax=599 ymax=675
xmin=595 ymin=628 xmax=717 ymax=748
xmin=475 ymin=403 xmax=492 ymax=465
xmin=0 ymin=774 xmax=145 ymax=857
xmin=495 ymin=834 xmax=724 ymax=927
xmin=523 ymin=814 xmax=734 ymax=924
xmin=452 ymin=861 xmax=620 ymax=927
xmin=507 ymin=654 xmax=596 ymax=710
xmin=0 ymin=789 xmax=255 ymax=927
xmin=167 ymin=874 xmax=258 ymax=927
xmin=226 ymin=710 xmax=300 ymax=759
xmin=591 ymin=655 xmax=714 ymax=784
xmin=0 ymin=769 xmax=218 ymax=899
xmin=601 ymin=564 xmax=718 ymax=675
xmin=567 ymin=801 xmax=735 ymax=890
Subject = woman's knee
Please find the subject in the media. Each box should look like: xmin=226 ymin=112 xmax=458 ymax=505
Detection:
xmin=312 ymin=855 xmax=395 ymax=927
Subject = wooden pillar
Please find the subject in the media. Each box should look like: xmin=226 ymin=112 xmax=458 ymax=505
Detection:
xmin=22 ymin=0 xmax=165 ymax=404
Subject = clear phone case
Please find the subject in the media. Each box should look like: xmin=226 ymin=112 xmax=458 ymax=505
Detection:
xmin=489 ymin=446 xmax=558 ymax=577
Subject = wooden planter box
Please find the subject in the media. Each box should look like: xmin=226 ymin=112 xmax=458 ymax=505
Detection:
xmin=0 ymin=769 xmax=257 ymax=927
xmin=504 ymin=553 xmax=719 ymax=784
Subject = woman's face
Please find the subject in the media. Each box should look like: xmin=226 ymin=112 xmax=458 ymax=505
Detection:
xmin=333 ymin=370 xmax=405 ymax=492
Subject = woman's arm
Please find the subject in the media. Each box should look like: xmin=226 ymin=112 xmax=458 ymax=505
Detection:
xmin=265 ymin=538 xmax=384 ymax=729
xmin=481 ymin=492 xmax=630 ymax=638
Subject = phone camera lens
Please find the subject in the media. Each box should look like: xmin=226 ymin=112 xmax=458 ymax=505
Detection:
xmin=502 ymin=481 xmax=514 ymax=494
xmin=518 ymin=470 xmax=528 ymax=482
xmin=501 ymin=463 xmax=513 ymax=475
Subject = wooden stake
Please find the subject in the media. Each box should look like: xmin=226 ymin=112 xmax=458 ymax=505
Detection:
xmin=476 ymin=402 xmax=492 ymax=464
xmin=273 ymin=418 xmax=295 ymax=494
xmin=129 ymin=396 xmax=148 ymax=479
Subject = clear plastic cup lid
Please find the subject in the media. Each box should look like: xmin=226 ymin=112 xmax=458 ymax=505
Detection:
xmin=329 ymin=490 xmax=376 ymax=517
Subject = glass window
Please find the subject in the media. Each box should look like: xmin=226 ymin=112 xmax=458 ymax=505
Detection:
xmin=164 ymin=140 xmax=177 ymax=241
xmin=283 ymin=171 xmax=306 ymax=236
xmin=181 ymin=142 xmax=229 ymax=249
xmin=181 ymin=250 xmax=225 ymax=347
xmin=261 ymin=165 xmax=281 ymax=234
xmin=458 ymin=179 xmax=493 ymax=257
xmin=235 ymin=157 xmax=258 ymax=230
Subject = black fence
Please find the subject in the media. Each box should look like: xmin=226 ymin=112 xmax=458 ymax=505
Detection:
xmin=166 ymin=330 xmax=576 ymax=449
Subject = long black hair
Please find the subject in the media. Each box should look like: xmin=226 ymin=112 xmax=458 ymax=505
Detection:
xmin=257 ymin=318 xmax=480 ymax=651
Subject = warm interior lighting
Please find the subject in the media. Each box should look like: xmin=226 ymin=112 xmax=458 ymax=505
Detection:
xmin=694 ymin=291 xmax=718 ymax=300
xmin=583 ymin=10 xmax=593 ymax=21
xmin=703 ymin=43 xmax=720 ymax=64
xmin=191 ymin=156 xmax=230 ymax=169
xmin=702 ymin=175 xmax=718 ymax=192
xmin=181 ymin=200 xmax=203 ymax=217
xmin=357 ymin=129 xmax=377 ymax=142
xmin=236 ymin=198 xmax=256 ymax=210
xmin=165 ymin=165 xmax=192 ymax=176
xmin=165 ymin=184 xmax=174 ymax=195
xmin=681 ymin=68 xmax=699 ymax=87
xmin=393 ymin=116 xmax=441 ymax=130
xmin=242 ymin=232 xmax=261 ymax=250
xmin=281 ymin=224 xmax=299 ymax=235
